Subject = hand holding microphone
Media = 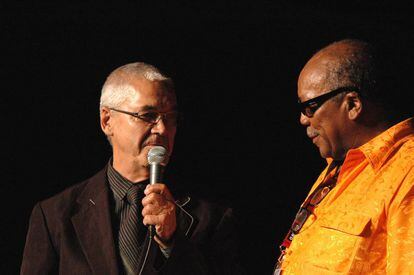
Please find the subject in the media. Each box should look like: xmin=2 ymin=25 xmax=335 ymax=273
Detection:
xmin=142 ymin=146 xmax=177 ymax=247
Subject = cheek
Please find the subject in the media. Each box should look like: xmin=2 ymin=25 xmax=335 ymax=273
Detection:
xmin=314 ymin=120 xmax=332 ymax=146
xmin=169 ymin=128 xmax=177 ymax=141
xmin=125 ymin=127 xmax=151 ymax=152
xmin=319 ymin=122 xmax=342 ymax=152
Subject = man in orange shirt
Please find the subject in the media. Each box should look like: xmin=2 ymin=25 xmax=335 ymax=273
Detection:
xmin=275 ymin=39 xmax=414 ymax=274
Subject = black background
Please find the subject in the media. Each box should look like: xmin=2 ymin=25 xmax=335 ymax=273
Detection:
xmin=2 ymin=2 xmax=413 ymax=274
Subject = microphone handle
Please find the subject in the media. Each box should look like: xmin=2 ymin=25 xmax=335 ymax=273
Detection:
xmin=149 ymin=163 xmax=163 ymax=185
xmin=149 ymin=163 xmax=164 ymax=238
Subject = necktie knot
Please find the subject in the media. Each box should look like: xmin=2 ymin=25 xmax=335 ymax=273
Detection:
xmin=126 ymin=184 xmax=145 ymax=206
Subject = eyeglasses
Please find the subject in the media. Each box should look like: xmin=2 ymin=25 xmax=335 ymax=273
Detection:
xmin=275 ymin=162 xmax=342 ymax=274
xmin=290 ymin=166 xmax=339 ymax=234
xmin=299 ymin=86 xmax=359 ymax=118
xmin=275 ymin=182 xmax=335 ymax=274
xmin=109 ymin=108 xmax=179 ymax=126
xmin=291 ymin=179 xmax=335 ymax=234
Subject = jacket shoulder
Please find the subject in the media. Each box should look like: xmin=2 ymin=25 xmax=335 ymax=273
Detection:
xmin=37 ymin=168 xmax=107 ymax=221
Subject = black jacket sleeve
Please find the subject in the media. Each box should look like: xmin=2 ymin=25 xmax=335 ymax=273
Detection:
xmin=21 ymin=203 xmax=58 ymax=275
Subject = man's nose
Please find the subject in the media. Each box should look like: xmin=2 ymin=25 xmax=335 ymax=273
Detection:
xmin=151 ymin=117 xmax=167 ymax=135
xmin=299 ymin=112 xmax=310 ymax=126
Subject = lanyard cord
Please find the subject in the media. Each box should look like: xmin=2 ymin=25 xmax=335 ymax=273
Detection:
xmin=274 ymin=161 xmax=343 ymax=271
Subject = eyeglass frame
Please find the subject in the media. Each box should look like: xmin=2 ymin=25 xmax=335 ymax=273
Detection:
xmin=108 ymin=107 xmax=180 ymax=125
xmin=291 ymin=187 xmax=330 ymax=234
xmin=276 ymin=179 xmax=337 ymax=271
xmin=289 ymin=169 xmax=339 ymax=234
xmin=275 ymin=162 xmax=342 ymax=274
xmin=298 ymin=86 xmax=359 ymax=118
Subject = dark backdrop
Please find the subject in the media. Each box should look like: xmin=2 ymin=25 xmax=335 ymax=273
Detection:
xmin=2 ymin=2 xmax=413 ymax=274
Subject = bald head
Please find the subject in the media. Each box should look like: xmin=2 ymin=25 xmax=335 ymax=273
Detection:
xmin=299 ymin=39 xmax=377 ymax=98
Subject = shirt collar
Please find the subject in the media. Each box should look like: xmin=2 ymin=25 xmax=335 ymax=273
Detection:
xmin=107 ymin=160 xmax=148 ymax=202
xmin=351 ymin=117 xmax=414 ymax=171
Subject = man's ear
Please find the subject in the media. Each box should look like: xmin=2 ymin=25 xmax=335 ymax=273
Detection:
xmin=345 ymin=92 xmax=362 ymax=120
xmin=100 ymin=107 xmax=113 ymax=136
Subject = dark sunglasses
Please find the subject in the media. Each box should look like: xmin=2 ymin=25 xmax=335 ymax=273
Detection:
xmin=299 ymin=86 xmax=359 ymax=118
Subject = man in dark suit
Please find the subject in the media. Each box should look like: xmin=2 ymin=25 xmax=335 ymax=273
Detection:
xmin=21 ymin=62 xmax=243 ymax=275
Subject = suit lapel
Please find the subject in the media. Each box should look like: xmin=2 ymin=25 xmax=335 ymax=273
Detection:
xmin=71 ymin=171 xmax=197 ymax=275
xmin=71 ymin=168 xmax=119 ymax=275
xmin=176 ymin=196 xmax=196 ymax=236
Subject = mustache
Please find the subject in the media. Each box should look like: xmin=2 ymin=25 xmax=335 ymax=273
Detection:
xmin=306 ymin=127 xmax=319 ymax=138
xmin=142 ymin=136 xmax=169 ymax=150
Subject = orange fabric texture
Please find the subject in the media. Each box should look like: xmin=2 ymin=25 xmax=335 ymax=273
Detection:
xmin=281 ymin=118 xmax=414 ymax=274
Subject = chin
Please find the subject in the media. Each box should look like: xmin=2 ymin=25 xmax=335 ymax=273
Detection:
xmin=318 ymin=148 xmax=331 ymax=159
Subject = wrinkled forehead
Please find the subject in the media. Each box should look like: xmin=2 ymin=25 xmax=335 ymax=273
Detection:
xmin=299 ymin=42 xmax=357 ymax=89
xmin=298 ymin=62 xmax=329 ymax=99
xmin=128 ymin=78 xmax=177 ymax=110
xmin=298 ymin=47 xmax=347 ymax=99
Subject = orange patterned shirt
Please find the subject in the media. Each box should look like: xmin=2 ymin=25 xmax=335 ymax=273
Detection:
xmin=281 ymin=117 xmax=414 ymax=274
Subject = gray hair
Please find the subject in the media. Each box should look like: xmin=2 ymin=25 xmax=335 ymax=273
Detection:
xmin=99 ymin=62 xmax=174 ymax=109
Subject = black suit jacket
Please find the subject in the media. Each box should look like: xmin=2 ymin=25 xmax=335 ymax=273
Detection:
xmin=21 ymin=167 xmax=244 ymax=275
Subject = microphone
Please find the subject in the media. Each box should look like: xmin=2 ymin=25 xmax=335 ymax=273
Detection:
xmin=147 ymin=145 xmax=168 ymax=184
xmin=147 ymin=146 xmax=168 ymax=238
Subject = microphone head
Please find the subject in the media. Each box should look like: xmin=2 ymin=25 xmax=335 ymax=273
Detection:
xmin=147 ymin=146 xmax=168 ymax=165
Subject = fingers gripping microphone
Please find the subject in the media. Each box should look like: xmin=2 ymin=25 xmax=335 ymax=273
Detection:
xmin=147 ymin=146 xmax=168 ymax=238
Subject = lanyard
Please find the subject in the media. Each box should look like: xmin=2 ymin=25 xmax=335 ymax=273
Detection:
xmin=274 ymin=161 xmax=342 ymax=274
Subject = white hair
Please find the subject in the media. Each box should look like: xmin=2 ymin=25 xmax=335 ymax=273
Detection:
xmin=99 ymin=62 xmax=173 ymax=109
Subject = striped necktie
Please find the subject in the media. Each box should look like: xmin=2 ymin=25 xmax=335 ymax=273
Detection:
xmin=119 ymin=184 xmax=146 ymax=275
